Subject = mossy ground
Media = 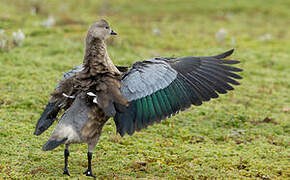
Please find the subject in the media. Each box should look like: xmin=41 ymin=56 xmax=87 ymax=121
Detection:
xmin=0 ymin=0 xmax=289 ymax=179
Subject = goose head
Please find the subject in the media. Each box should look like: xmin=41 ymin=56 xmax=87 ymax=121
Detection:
xmin=86 ymin=19 xmax=117 ymax=41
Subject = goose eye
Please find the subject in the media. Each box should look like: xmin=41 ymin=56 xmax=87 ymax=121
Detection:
xmin=105 ymin=26 xmax=109 ymax=29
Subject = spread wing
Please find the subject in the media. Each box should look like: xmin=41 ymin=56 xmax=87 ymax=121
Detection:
xmin=34 ymin=66 xmax=83 ymax=135
xmin=114 ymin=49 xmax=243 ymax=136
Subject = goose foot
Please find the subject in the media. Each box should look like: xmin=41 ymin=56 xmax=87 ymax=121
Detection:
xmin=63 ymin=169 xmax=70 ymax=176
xmin=83 ymin=169 xmax=96 ymax=178
xmin=83 ymin=152 xmax=96 ymax=178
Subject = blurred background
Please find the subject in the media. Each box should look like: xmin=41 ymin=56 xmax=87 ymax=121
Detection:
xmin=0 ymin=0 xmax=289 ymax=179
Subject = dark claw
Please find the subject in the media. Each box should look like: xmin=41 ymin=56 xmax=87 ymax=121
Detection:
xmin=83 ymin=169 xmax=96 ymax=178
xmin=63 ymin=169 xmax=70 ymax=176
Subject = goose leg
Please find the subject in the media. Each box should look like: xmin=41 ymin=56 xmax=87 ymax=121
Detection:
xmin=83 ymin=152 xmax=96 ymax=178
xmin=83 ymin=142 xmax=97 ymax=178
xmin=63 ymin=144 xmax=70 ymax=176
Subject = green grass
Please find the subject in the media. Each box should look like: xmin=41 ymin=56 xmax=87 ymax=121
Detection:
xmin=0 ymin=0 xmax=289 ymax=179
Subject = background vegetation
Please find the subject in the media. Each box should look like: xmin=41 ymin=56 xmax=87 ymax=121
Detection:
xmin=0 ymin=0 xmax=289 ymax=179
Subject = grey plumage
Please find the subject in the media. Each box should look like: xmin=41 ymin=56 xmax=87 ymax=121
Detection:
xmin=42 ymin=92 xmax=90 ymax=151
xmin=121 ymin=59 xmax=177 ymax=101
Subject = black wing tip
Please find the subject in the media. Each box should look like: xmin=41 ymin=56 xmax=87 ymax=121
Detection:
xmin=34 ymin=102 xmax=59 ymax=136
xmin=233 ymin=67 xmax=243 ymax=72
xmin=219 ymin=59 xmax=240 ymax=65
xmin=213 ymin=49 xmax=235 ymax=59
xmin=33 ymin=119 xmax=55 ymax=136
xmin=228 ymin=48 xmax=235 ymax=55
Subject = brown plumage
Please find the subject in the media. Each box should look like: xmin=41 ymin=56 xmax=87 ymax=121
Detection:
xmin=34 ymin=19 xmax=243 ymax=177
xmin=49 ymin=20 xmax=128 ymax=123
xmin=81 ymin=104 xmax=107 ymax=140
xmin=75 ymin=20 xmax=127 ymax=112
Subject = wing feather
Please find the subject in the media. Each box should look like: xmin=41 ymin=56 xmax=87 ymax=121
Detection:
xmin=114 ymin=50 xmax=243 ymax=136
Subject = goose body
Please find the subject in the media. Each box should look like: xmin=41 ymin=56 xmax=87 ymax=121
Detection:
xmin=34 ymin=19 xmax=243 ymax=177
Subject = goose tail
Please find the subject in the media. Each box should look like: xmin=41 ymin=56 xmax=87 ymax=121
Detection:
xmin=42 ymin=137 xmax=67 ymax=151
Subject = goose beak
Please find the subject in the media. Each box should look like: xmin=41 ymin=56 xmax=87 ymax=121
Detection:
xmin=110 ymin=30 xmax=117 ymax=35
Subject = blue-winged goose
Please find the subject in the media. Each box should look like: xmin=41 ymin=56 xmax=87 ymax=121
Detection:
xmin=34 ymin=19 xmax=242 ymax=177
